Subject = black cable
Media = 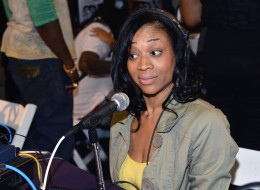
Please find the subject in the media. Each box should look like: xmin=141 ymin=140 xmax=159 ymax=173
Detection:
xmin=0 ymin=132 xmax=9 ymax=143
xmin=145 ymin=97 xmax=175 ymax=165
xmin=85 ymin=180 xmax=139 ymax=190
xmin=3 ymin=133 xmax=45 ymax=157
xmin=107 ymin=180 xmax=139 ymax=190
xmin=234 ymin=182 xmax=260 ymax=190
xmin=0 ymin=132 xmax=55 ymax=188
xmin=146 ymin=110 xmax=164 ymax=165
xmin=12 ymin=133 xmax=56 ymax=187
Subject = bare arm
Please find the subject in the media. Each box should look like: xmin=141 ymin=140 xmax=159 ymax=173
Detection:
xmin=180 ymin=0 xmax=202 ymax=29
xmin=36 ymin=19 xmax=79 ymax=86
xmin=79 ymin=51 xmax=111 ymax=76
xmin=90 ymin=27 xmax=116 ymax=50
xmin=78 ymin=27 xmax=115 ymax=76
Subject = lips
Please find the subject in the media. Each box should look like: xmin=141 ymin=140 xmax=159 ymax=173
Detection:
xmin=138 ymin=76 xmax=157 ymax=85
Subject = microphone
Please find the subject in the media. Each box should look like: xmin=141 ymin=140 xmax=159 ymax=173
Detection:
xmin=64 ymin=92 xmax=129 ymax=138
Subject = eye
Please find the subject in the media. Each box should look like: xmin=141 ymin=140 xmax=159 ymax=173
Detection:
xmin=129 ymin=53 xmax=138 ymax=60
xmin=151 ymin=50 xmax=162 ymax=56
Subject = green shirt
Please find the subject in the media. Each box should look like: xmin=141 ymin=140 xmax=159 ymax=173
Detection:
xmin=1 ymin=0 xmax=76 ymax=60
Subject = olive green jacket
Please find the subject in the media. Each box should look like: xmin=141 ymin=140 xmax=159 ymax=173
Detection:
xmin=109 ymin=98 xmax=238 ymax=190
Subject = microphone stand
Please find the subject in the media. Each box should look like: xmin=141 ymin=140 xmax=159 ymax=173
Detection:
xmin=88 ymin=127 xmax=106 ymax=190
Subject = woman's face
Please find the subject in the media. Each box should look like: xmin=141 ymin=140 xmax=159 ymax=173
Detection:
xmin=127 ymin=23 xmax=176 ymax=97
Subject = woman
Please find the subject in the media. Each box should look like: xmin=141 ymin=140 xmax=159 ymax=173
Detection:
xmin=109 ymin=8 xmax=238 ymax=190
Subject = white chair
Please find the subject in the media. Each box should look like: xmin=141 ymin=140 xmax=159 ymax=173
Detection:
xmin=72 ymin=119 xmax=109 ymax=171
xmin=0 ymin=99 xmax=37 ymax=149
xmin=231 ymin=147 xmax=260 ymax=189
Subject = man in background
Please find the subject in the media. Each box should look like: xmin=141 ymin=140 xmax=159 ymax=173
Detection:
xmin=1 ymin=0 xmax=79 ymax=161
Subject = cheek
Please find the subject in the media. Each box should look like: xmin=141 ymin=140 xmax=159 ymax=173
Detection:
xmin=161 ymin=60 xmax=175 ymax=80
xmin=162 ymin=67 xmax=174 ymax=83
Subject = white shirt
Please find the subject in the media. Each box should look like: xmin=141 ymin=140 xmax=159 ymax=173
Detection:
xmin=73 ymin=22 xmax=113 ymax=121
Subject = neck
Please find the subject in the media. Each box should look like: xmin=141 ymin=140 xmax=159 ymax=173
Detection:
xmin=143 ymin=83 xmax=174 ymax=117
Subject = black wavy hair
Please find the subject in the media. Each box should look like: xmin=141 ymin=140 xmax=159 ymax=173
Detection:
xmin=111 ymin=8 xmax=204 ymax=130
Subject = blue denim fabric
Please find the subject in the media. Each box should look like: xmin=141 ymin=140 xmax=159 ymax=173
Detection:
xmin=7 ymin=58 xmax=74 ymax=161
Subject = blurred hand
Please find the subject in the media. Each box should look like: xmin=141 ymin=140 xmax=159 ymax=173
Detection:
xmin=90 ymin=27 xmax=116 ymax=48
xmin=65 ymin=71 xmax=79 ymax=89
xmin=63 ymin=60 xmax=79 ymax=89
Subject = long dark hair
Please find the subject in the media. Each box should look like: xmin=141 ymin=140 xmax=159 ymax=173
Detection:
xmin=111 ymin=8 xmax=204 ymax=131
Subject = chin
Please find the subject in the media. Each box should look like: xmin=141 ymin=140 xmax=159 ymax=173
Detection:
xmin=141 ymin=84 xmax=173 ymax=98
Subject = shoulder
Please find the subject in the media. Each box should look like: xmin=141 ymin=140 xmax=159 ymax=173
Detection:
xmin=187 ymin=98 xmax=228 ymax=123
xmin=176 ymin=99 xmax=238 ymax=157
xmin=177 ymin=99 xmax=230 ymax=138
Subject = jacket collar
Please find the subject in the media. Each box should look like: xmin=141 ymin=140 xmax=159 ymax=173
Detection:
xmin=115 ymin=96 xmax=189 ymax=134
xmin=112 ymin=111 xmax=133 ymax=148
xmin=156 ymin=97 xmax=189 ymax=133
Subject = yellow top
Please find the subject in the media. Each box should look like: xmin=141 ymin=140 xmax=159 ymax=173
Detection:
xmin=119 ymin=154 xmax=148 ymax=190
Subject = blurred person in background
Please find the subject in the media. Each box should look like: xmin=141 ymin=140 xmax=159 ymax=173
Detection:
xmin=72 ymin=0 xmax=129 ymax=179
xmin=73 ymin=0 xmax=120 ymax=122
xmin=180 ymin=0 xmax=260 ymax=151
xmin=1 ymin=0 xmax=79 ymax=161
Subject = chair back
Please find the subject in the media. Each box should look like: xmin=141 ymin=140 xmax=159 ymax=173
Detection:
xmin=0 ymin=99 xmax=37 ymax=149
xmin=231 ymin=147 xmax=260 ymax=189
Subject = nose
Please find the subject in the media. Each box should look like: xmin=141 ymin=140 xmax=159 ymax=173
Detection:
xmin=137 ymin=57 xmax=153 ymax=70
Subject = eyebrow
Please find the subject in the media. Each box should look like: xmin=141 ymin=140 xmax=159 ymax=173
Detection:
xmin=148 ymin=38 xmax=160 ymax=42
xmin=131 ymin=38 xmax=160 ymax=44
